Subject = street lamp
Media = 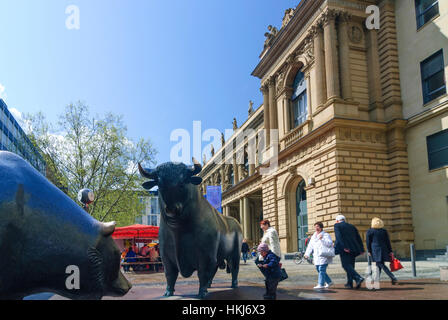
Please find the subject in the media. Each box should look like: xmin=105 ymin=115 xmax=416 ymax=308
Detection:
xmin=78 ymin=188 xmax=94 ymax=212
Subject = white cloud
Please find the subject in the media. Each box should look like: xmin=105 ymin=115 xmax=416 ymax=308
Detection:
xmin=0 ymin=83 xmax=6 ymax=100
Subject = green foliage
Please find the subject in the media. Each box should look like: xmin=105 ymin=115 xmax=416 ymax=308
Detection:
xmin=25 ymin=102 xmax=157 ymax=226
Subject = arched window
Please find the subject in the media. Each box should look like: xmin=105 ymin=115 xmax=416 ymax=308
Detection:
xmin=229 ymin=166 xmax=234 ymax=185
xmin=291 ymin=71 xmax=308 ymax=128
xmin=296 ymin=179 xmax=308 ymax=252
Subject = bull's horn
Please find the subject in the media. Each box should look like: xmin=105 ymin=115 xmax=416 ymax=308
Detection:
xmin=101 ymin=221 xmax=116 ymax=236
xmin=138 ymin=163 xmax=157 ymax=179
xmin=191 ymin=157 xmax=202 ymax=175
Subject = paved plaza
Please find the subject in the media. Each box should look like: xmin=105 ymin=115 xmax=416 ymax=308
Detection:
xmin=43 ymin=258 xmax=448 ymax=300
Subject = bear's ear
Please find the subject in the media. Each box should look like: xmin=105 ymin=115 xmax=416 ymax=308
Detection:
xmin=190 ymin=176 xmax=202 ymax=185
xmin=142 ymin=180 xmax=157 ymax=190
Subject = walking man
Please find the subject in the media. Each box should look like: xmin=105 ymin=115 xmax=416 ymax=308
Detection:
xmin=334 ymin=215 xmax=365 ymax=289
xmin=241 ymin=239 xmax=250 ymax=264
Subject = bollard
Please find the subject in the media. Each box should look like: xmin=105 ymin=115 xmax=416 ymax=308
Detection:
xmin=410 ymin=243 xmax=417 ymax=277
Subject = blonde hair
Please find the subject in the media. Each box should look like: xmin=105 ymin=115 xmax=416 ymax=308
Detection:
xmin=371 ymin=217 xmax=384 ymax=229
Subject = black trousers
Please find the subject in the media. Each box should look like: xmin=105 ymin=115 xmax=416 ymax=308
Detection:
xmin=340 ymin=252 xmax=362 ymax=285
xmin=265 ymin=278 xmax=279 ymax=299
xmin=376 ymin=262 xmax=397 ymax=281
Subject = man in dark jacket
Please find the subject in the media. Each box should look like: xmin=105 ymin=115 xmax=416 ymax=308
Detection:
xmin=334 ymin=215 xmax=365 ymax=289
xmin=241 ymin=239 xmax=250 ymax=264
xmin=255 ymin=243 xmax=282 ymax=300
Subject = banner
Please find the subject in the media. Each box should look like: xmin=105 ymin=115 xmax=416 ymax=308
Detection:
xmin=206 ymin=185 xmax=222 ymax=213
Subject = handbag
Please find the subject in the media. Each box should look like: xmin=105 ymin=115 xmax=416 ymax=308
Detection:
xmin=390 ymin=254 xmax=404 ymax=272
xmin=320 ymin=244 xmax=335 ymax=258
xmin=279 ymin=268 xmax=288 ymax=282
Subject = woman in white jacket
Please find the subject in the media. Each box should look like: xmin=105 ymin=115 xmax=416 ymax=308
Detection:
xmin=304 ymin=222 xmax=334 ymax=289
xmin=259 ymin=220 xmax=282 ymax=259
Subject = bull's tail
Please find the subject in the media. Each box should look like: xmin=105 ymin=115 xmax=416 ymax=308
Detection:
xmin=219 ymin=260 xmax=226 ymax=270
xmin=225 ymin=261 xmax=231 ymax=273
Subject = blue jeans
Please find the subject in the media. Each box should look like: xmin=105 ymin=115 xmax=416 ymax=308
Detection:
xmin=242 ymin=252 xmax=249 ymax=262
xmin=316 ymin=264 xmax=332 ymax=286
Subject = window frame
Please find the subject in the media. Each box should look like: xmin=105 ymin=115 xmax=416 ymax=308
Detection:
xmin=420 ymin=49 xmax=446 ymax=105
xmin=415 ymin=0 xmax=439 ymax=29
xmin=427 ymin=128 xmax=448 ymax=171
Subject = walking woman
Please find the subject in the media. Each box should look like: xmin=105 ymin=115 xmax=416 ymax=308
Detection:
xmin=304 ymin=222 xmax=334 ymax=289
xmin=259 ymin=220 xmax=282 ymax=259
xmin=366 ymin=217 xmax=398 ymax=285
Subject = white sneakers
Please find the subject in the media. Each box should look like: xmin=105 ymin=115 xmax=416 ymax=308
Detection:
xmin=313 ymin=282 xmax=333 ymax=290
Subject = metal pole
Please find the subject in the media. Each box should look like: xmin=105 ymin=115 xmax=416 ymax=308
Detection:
xmin=410 ymin=243 xmax=417 ymax=277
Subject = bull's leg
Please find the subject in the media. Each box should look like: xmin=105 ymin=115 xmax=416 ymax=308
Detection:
xmin=197 ymin=263 xmax=216 ymax=299
xmin=230 ymin=255 xmax=240 ymax=288
xmin=163 ymin=261 xmax=178 ymax=297
xmin=207 ymin=266 xmax=219 ymax=288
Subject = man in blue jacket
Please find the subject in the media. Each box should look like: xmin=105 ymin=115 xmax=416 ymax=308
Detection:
xmin=255 ymin=243 xmax=282 ymax=300
xmin=334 ymin=215 xmax=365 ymax=289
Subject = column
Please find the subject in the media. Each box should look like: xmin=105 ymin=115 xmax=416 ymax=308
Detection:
xmin=281 ymin=89 xmax=293 ymax=133
xmin=261 ymin=84 xmax=270 ymax=144
xmin=312 ymin=24 xmax=327 ymax=106
xmin=220 ymin=166 xmax=225 ymax=191
xmin=233 ymin=155 xmax=239 ymax=184
xmin=338 ymin=12 xmax=353 ymax=101
xmin=304 ymin=72 xmax=312 ymax=118
xmin=268 ymin=77 xmax=278 ymax=133
xmin=366 ymin=28 xmax=385 ymax=121
xmin=243 ymin=197 xmax=251 ymax=240
xmin=323 ymin=10 xmax=340 ymax=100
xmin=249 ymin=164 xmax=255 ymax=176
xmin=239 ymin=198 xmax=244 ymax=225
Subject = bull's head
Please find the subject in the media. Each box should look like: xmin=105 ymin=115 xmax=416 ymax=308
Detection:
xmin=138 ymin=158 xmax=202 ymax=217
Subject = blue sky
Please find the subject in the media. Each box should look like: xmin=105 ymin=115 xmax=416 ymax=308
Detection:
xmin=0 ymin=0 xmax=300 ymax=164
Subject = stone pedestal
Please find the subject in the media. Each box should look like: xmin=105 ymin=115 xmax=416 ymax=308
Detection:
xmin=441 ymin=266 xmax=448 ymax=281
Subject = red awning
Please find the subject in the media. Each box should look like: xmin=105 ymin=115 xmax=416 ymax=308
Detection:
xmin=112 ymin=224 xmax=159 ymax=240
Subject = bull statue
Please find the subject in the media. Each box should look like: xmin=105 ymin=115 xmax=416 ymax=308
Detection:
xmin=138 ymin=158 xmax=243 ymax=299
xmin=0 ymin=151 xmax=132 ymax=300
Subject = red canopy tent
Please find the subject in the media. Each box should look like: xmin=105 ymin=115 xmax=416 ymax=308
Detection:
xmin=112 ymin=224 xmax=159 ymax=240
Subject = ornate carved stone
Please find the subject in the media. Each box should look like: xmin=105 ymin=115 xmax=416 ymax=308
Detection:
xmin=210 ymin=145 xmax=215 ymax=157
xmin=282 ymin=8 xmax=295 ymax=28
xmin=321 ymin=9 xmax=339 ymax=26
xmin=264 ymin=25 xmax=279 ymax=49
xmin=287 ymin=166 xmax=297 ymax=176
xmin=248 ymin=100 xmax=254 ymax=116
xmin=233 ymin=118 xmax=238 ymax=131
xmin=221 ymin=132 xmax=225 ymax=146
xmin=348 ymin=24 xmax=363 ymax=44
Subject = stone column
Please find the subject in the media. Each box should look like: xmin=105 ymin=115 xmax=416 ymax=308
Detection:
xmin=323 ymin=10 xmax=340 ymax=100
xmin=268 ymin=77 xmax=278 ymax=133
xmin=249 ymin=164 xmax=255 ymax=176
xmin=220 ymin=166 xmax=225 ymax=190
xmin=281 ymin=88 xmax=293 ymax=133
xmin=233 ymin=154 xmax=239 ymax=184
xmin=239 ymin=198 xmax=244 ymax=224
xmin=261 ymin=84 xmax=270 ymax=144
xmin=304 ymin=72 xmax=312 ymax=118
xmin=243 ymin=197 xmax=251 ymax=240
xmin=366 ymin=28 xmax=385 ymax=121
xmin=338 ymin=12 xmax=353 ymax=101
xmin=312 ymin=24 xmax=326 ymax=107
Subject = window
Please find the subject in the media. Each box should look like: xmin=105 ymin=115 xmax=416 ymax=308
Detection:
xmin=421 ymin=50 xmax=446 ymax=104
xmin=291 ymin=71 xmax=307 ymax=128
xmin=427 ymin=129 xmax=448 ymax=170
xmin=415 ymin=0 xmax=439 ymax=29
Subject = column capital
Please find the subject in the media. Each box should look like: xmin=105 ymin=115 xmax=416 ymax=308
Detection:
xmin=309 ymin=24 xmax=323 ymax=38
xmin=267 ymin=76 xmax=276 ymax=88
xmin=321 ymin=9 xmax=339 ymax=26
xmin=339 ymin=11 xmax=352 ymax=24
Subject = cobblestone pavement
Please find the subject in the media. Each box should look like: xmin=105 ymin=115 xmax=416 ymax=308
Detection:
xmin=43 ymin=258 xmax=448 ymax=300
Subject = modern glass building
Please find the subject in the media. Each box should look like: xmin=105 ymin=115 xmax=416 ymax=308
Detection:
xmin=0 ymin=99 xmax=46 ymax=175
xmin=136 ymin=190 xmax=160 ymax=227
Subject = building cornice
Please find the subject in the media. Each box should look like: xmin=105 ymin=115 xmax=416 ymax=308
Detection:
xmin=251 ymin=0 xmax=325 ymax=79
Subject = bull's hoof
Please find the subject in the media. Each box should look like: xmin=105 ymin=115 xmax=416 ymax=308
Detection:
xmin=163 ymin=290 xmax=174 ymax=297
xmin=197 ymin=289 xmax=208 ymax=299
xmin=231 ymin=281 xmax=238 ymax=289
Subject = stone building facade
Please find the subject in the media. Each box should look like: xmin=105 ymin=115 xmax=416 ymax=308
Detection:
xmin=395 ymin=0 xmax=448 ymax=251
xmin=199 ymin=0 xmax=417 ymax=257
